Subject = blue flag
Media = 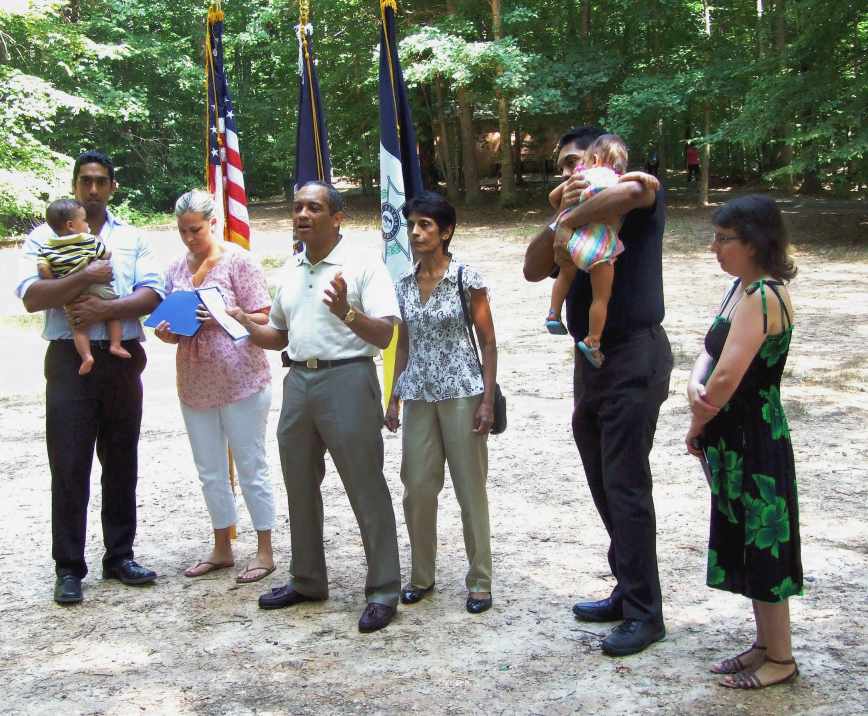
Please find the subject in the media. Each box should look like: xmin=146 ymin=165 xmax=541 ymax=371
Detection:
xmin=378 ymin=0 xmax=423 ymax=279
xmin=294 ymin=10 xmax=331 ymax=188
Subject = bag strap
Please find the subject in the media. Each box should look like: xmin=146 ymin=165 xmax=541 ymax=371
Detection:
xmin=457 ymin=265 xmax=483 ymax=372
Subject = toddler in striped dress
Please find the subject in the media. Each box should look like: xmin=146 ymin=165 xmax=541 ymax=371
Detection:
xmin=38 ymin=198 xmax=129 ymax=375
xmin=545 ymin=134 xmax=628 ymax=367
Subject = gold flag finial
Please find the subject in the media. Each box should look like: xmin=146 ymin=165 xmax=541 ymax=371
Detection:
xmin=207 ymin=1 xmax=224 ymax=24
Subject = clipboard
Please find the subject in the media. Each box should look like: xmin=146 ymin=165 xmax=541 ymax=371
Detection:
xmin=144 ymin=291 xmax=202 ymax=336
xmin=144 ymin=287 xmax=249 ymax=340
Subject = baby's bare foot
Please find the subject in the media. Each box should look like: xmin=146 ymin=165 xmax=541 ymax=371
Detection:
xmin=78 ymin=355 xmax=94 ymax=375
xmin=109 ymin=345 xmax=132 ymax=359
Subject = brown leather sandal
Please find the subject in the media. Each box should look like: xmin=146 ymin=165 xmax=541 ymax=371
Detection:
xmin=720 ymin=656 xmax=799 ymax=689
xmin=710 ymin=642 xmax=767 ymax=674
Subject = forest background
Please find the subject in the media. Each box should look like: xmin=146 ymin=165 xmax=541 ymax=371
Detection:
xmin=0 ymin=0 xmax=865 ymax=235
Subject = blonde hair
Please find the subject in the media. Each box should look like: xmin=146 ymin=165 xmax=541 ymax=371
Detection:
xmin=587 ymin=134 xmax=629 ymax=174
xmin=174 ymin=189 xmax=215 ymax=219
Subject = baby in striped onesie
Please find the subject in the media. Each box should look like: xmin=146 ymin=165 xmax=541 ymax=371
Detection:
xmin=38 ymin=198 xmax=129 ymax=375
xmin=545 ymin=134 xmax=630 ymax=367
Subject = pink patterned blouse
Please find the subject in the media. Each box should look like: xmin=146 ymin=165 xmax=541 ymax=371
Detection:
xmin=165 ymin=245 xmax=272 ymax=410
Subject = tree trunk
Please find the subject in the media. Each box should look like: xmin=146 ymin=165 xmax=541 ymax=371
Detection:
xmin=581 ymin=0 xmax=593 ymax=119
xmin=457 ymin=87 xmax=482 ymax=206
xmin=775 ymin=0 xmax=794 ymax=191
xmin=490 ymin=0 xmax=516 ymax=207
xmin=657 ymin=117 xmax=666 ymax=180
xmin=700 ymin=0 xmax=712 ymax=206
xmin=360 ymin=169 xmax=374 ymax=196
xmin=700 ymin=104 xmax=711 ymax=206
xmin=513 ymin=127 xmax=525 ymax=186
xmin=434 ymin=77 xmax=460 ymax=202
xmin=756 ymin=0 xmax=766 ymax=59
xmin=447 ymin=0 xmax=481 ymax=206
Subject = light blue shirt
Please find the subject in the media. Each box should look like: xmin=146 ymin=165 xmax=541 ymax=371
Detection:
xmin=15 ymin=210 xmax=165 ymax=341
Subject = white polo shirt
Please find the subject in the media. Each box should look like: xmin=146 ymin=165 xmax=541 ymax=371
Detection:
xmin=269 ymin=237 xmax=400 ymax=361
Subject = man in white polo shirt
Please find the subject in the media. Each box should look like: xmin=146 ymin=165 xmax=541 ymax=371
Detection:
xmin=230 ymin=181 xmax=402 ymax=633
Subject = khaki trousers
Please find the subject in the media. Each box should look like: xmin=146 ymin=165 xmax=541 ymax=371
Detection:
xmin=401 ymin=395 xmax=491 ymax=592
xmin=276 ymin=360 xmax=400 ymax=607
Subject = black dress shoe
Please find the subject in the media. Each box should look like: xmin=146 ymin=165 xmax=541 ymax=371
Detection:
xmin=602 ymin=618 xmax=666 ymax=657
xmin=258 ymin=585 xmax=323 ymax=610
xmin=358 ymin=602 xmax=396 ymax=633
xmin=102 ymin=559 xmax=156 ymax=585
xmin=400 ymin=583 xmax=434 ymax=605
xmin=572 ymin=596 xmax=623 ymax=622
xmin=54 ymin=573 xmax=83 ymax=605
xmin=466 ymin=595 xmax=493 ymax=614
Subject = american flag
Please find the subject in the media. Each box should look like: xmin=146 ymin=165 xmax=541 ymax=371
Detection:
xmin=206 ymin=5 xmax=250 ymax=249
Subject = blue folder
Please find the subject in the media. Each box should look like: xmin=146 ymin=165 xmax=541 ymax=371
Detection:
xmin=143 ymin=291 xmax=203 ymax=336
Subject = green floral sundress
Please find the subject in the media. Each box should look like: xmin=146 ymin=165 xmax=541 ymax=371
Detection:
xmin=701 ymin=279 xmax=803 ymax=603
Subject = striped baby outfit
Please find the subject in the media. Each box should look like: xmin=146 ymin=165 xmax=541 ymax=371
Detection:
xmin=564 ymin=166 xmax=624 ymax=272
xmin=37 ymin=232 xmax=117 ymax=300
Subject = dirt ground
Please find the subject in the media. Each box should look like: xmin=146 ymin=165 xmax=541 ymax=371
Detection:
xmin=1 ymin=193 xmax=867 ymax=715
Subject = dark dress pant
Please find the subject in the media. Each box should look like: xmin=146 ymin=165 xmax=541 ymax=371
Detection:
xmin=572 ymin=325 xmax=672 ymax=624
xmin=45 ymin=340 xmax=145 ymax=577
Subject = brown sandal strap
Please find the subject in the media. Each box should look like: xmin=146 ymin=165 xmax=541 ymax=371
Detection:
xmin=765 ymin=656 xmax=796 ymax=666
xmin=730 ymin=671 xmax=762 ymax=689
xmin=723 ymin=661 xmax=799 ymax=689
xmin=712 ymin=643 xmax=767 ymax=674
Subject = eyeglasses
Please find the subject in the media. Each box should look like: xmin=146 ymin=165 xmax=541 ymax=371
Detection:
xmin=712 ymin=232 xmax=740 ymax=244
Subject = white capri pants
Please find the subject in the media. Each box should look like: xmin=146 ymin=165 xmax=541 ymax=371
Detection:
xmin=180 ymin=385 xmax=275 ymax=531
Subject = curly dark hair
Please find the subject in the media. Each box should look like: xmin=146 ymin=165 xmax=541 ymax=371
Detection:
xmin=712 ymin=195 xmax=797 ymax=281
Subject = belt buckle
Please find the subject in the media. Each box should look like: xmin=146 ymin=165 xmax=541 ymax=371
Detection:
xmin=305 ymin=358 xmax=318 ymax=369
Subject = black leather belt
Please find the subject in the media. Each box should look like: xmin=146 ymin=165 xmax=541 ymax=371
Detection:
xmin=52 ymin=339 xmax=138 ymax=350
xmin=282 ymin=353 xmax=372 ymax=370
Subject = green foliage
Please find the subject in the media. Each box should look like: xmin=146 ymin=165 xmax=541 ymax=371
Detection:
xmin=0 ymin=0 xmax=865 ymax=235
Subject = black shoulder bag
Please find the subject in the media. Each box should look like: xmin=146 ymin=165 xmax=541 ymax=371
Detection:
xmin=457 ymin=265 xmax=507 ymax=435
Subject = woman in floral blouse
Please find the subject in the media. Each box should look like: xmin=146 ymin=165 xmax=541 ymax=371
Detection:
xmin=685 ymin=195 xmax=801 ymax=689
xmin=155 ymin=189 xmax=276 ymax=584
xmin=385 ymin=191 xmax=497 ymax=615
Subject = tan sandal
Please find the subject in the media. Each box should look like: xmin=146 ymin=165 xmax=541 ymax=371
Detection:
xmin=710 ymin=642 xmax=767 ymax=674
xmin=720 ymin=656 xmax=799 ymax=689
xmin=236 ymin=564 xmax=276 ymax=584
xmin=183 ymin=560 xmax=234 ymax=578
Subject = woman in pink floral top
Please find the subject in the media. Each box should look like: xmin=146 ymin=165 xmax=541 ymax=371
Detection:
xmin=154 ymin=189 xmax=276 ymax=583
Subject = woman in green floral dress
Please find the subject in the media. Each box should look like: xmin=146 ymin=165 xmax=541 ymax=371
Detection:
xmin=685 ymin=195 xmax=802 ymax=690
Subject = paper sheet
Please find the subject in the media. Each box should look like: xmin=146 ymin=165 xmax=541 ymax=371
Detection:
xmin=196 ymin=286 xmax=250 ymax=341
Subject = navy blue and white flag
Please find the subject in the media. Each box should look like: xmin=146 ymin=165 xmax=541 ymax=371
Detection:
xmin=378 ymin=0 xmax=423 ymax=279
xmin=294 ymin=6 xmax=331 ymax=189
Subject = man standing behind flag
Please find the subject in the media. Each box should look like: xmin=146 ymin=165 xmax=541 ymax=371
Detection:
xmin=228 ymin=181 xmax=402 ymax=633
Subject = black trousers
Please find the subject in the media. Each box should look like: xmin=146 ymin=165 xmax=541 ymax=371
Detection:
xmin=45 ymin=340 xmax=146 ymax=577
xmin=572 ymin=325 xmax=672 ymax=624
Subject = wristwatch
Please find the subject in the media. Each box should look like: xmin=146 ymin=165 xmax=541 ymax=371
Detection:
xmin=343 ymin=307 xmax=358 ymax=324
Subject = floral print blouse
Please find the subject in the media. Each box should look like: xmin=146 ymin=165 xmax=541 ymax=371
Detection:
xmin=395 ymin=257 xmax=486 ymax=402
xmin=165 ymin=244 xmax=272 ymax=410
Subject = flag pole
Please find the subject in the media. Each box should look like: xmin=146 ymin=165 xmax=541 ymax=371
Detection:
xmin=206 ymin=0 xmax=237 ymax=540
